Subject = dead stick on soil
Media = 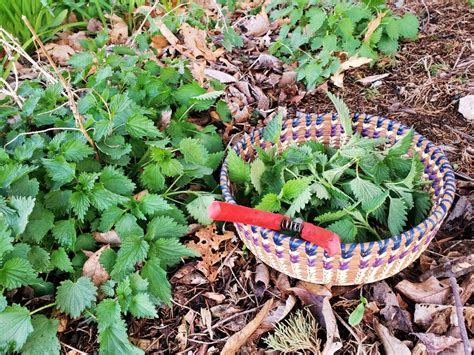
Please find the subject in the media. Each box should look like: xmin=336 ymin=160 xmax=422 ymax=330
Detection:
xmin=334 ymin=312 xmax=363 ymax=355
xmin=22 ymin=16 xmax=97 ymax=152
xmin=447 ymin=262 xmax=472 ymax=355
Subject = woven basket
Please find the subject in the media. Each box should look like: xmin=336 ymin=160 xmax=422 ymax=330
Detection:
xmin=220 ymin=113 xmax=455 ymax=285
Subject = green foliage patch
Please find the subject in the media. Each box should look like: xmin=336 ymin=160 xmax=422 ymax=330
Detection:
xmin=267 ymin=0 xmax=419 ymax=89
xmin=0 ymin=32 xmax=225 ymax=353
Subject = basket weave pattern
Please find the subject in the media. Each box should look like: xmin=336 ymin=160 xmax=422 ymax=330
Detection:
xmin=220 ymin=113 xmax=456 ymax=285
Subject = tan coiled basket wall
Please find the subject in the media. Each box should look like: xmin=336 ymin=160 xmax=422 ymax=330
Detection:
xmin=220 ymin=113 xmax=455 ymax=285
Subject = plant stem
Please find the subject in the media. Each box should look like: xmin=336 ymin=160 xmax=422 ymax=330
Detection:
xmin=29 ymin=302 xmax=56 ymax=315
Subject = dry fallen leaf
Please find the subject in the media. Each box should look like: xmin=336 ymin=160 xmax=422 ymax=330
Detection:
xmin=396 ymin=276 xmax=451 ymax=304
xmin=322 ymin=297 xmax=342 ymax=355
xmin=204 ymin=68 xmax=237 ymax=83
xmin=200 ymin=307 xmax=214 ymax=339
xmin=221 ymin=299 xmax=274 ymax=355
xmin=203 ymin=292 xmax=225 ymax=303
xmin=414 ymin=303 xmax=474 ymax=333
xmin=181 ymin=23 xmax=223 ymax=61
xmin=186 ymin=224 xmax=235 ymax=282
xmin=364 ymin=12 xmax=386 ymax=42
xmin=82 ymin=245 xmax=110 ymax=286
xmin=151 ymin=34 xmax=169 ymax=49
xmin=43 ymin=43 xmax=75 ymax=66
xmin=87 ymin=18 xmax=103 ymax=32
xmin=210 ymin=304 xmax=241 ymax=319
xmin=254 ymin=261 xmax=270 ymax=297
xmin=92 ymin=230 xmax=121 ymax=246
xmin=357 ymin=73 xmax=390 ymax=86
xmin=242 ymin=9 xmax=270 ymax=37
xmin=413 ymin=333 xmax=461 ymax=355
xmin=250 ymin=295 xmax=297 ymax=341
xmin=105 ymin=14 xmax=128 ymax=44
xmin=331 ymin=55 xmax=373 ymax=87
xmin=374 ymin=319 xmax=411 ymax=355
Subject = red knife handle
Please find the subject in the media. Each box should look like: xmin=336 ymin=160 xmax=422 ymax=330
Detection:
xmin=208 ymin=201 xmax=341 ymax=256
xmin=208 ymin=201 xmax=284 ymax=231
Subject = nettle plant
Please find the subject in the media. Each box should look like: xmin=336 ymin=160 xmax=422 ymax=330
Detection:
xmin=267 ymin=0 xmax=419 ymax=89
xmin=0 ymin=34 xmax=224 ymax=353
xmin=228 ymin=94 xmax=432 ymax=243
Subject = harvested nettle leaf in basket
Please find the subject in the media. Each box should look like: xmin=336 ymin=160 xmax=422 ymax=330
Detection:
xmin=226 ymin=94 xmax=433 ymax=244
xmin=216 ymin=91 xmax=456 ymax=285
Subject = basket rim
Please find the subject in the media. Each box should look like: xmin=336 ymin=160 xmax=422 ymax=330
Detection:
xmin=219 ymin=112 xmax=456 ymax=256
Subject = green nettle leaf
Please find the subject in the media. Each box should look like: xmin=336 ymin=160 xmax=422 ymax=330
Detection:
xmin=27 ymin=246 xmax=51 ymax=272
xmin=282 ymin=177 xmax=312 ymax=200
xmin=327 ymin=218 xmax=357 ymax=243
xmin=0 ymin=296 xmax=6 ymax=313
xmin=286 ymin=186 xmax=312 ymax=218
xmin=0 ymin=304 xmax=33 ymax=352
xmin=222 ymin=27 xmax=244 ymax=51
xmin=100 ymin=167 xmax=135 ymax=195
xmin=413 ymin=191 xmax=431 ymax=225
xmin=42 ymin=156 xmax=76 ymax=186
xmin=327 ymin=92 xmax=352 ymax=139
xmin=365 ymin=190 xmax=389 ymax=213
xmin=139 ymin=193 xmax=170 ymax=215
xmin=52 ymin=219 xmax=77 ymax=249
xmin=161 ymin=158 xmax=183 ymax=177
xmin=129 ymin=293 xmax=157 ymax=319
xmin=97 ymin=299 xmax=144 ymax=355
xmin=140 ymin=164 xmax=165 ymax=192
xmin=0 ymin=258 xmax=36 ymax=290
xmin=70 ymin=191 xmax=91 ymax=221
xmin=98 ymin=207 xmax=125 ymax=232
xmin=388 ymin=130 xmax=414 ymax=156
xmin=263 ymin=113 xmax=283 ymax=144
xmin=126 ymin=115 xmax=160 ymax=138
xmin=388 ymin=198 xmax=408 ymax=236
xmin=399 ymin=13 xmax=419 ymax=40
xmin=90 ymin=185 xmax=128 ymax=211
xmin=385 ymin=18 xmax=400 ymax=40
xmin=255 ymin=193 xmax=281 ymax=212
xmin=152 ymin=238 xmax=199 ymax=268
xmin=141 ymin=257 xmax=171 ymax=304
xmin=8 ymin=196 xmax=35 ymax=236
xmin=307 ymin=9 xmax=327 ymax=34
xmin=350 ymin=177 xmax=384 ymax=211
xmin=51 ymin=248 xmax=74 ymax=273
xmin=227 ymin=149 xmax=251 ymax=184
xmin=62 ymin=139 xmax=94 ymax=162
xmin=311 ymin=182 xmax=330 ymax=200
xmin=179 ymin=137 xmax=209 ymax=165
xmin=250 ymin=158 xmax=266 ymax=194
xmin=146 ymin=216 xmax=188 ymax=239
xmin=314 ymin=210 xmax=348 ymax=224
xmin=55 ymin=276 xmax=97 ymax=318
xmin=378 ymin=35 xmax=399 ymax=55
xmin=186 ymin=195 xmax=215 ymax=225
xmin=111 ymin=236 xmax=149 ymax=280
xmin=20 ymin=315 xmax=60 ymax=355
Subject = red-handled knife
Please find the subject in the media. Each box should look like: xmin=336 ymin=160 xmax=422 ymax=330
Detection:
xmin=208 ymin=201 xmax=341 ymax=256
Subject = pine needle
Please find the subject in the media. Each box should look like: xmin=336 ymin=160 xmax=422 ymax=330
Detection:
xmin=264 ymin=309 xmax=321 ymax=354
